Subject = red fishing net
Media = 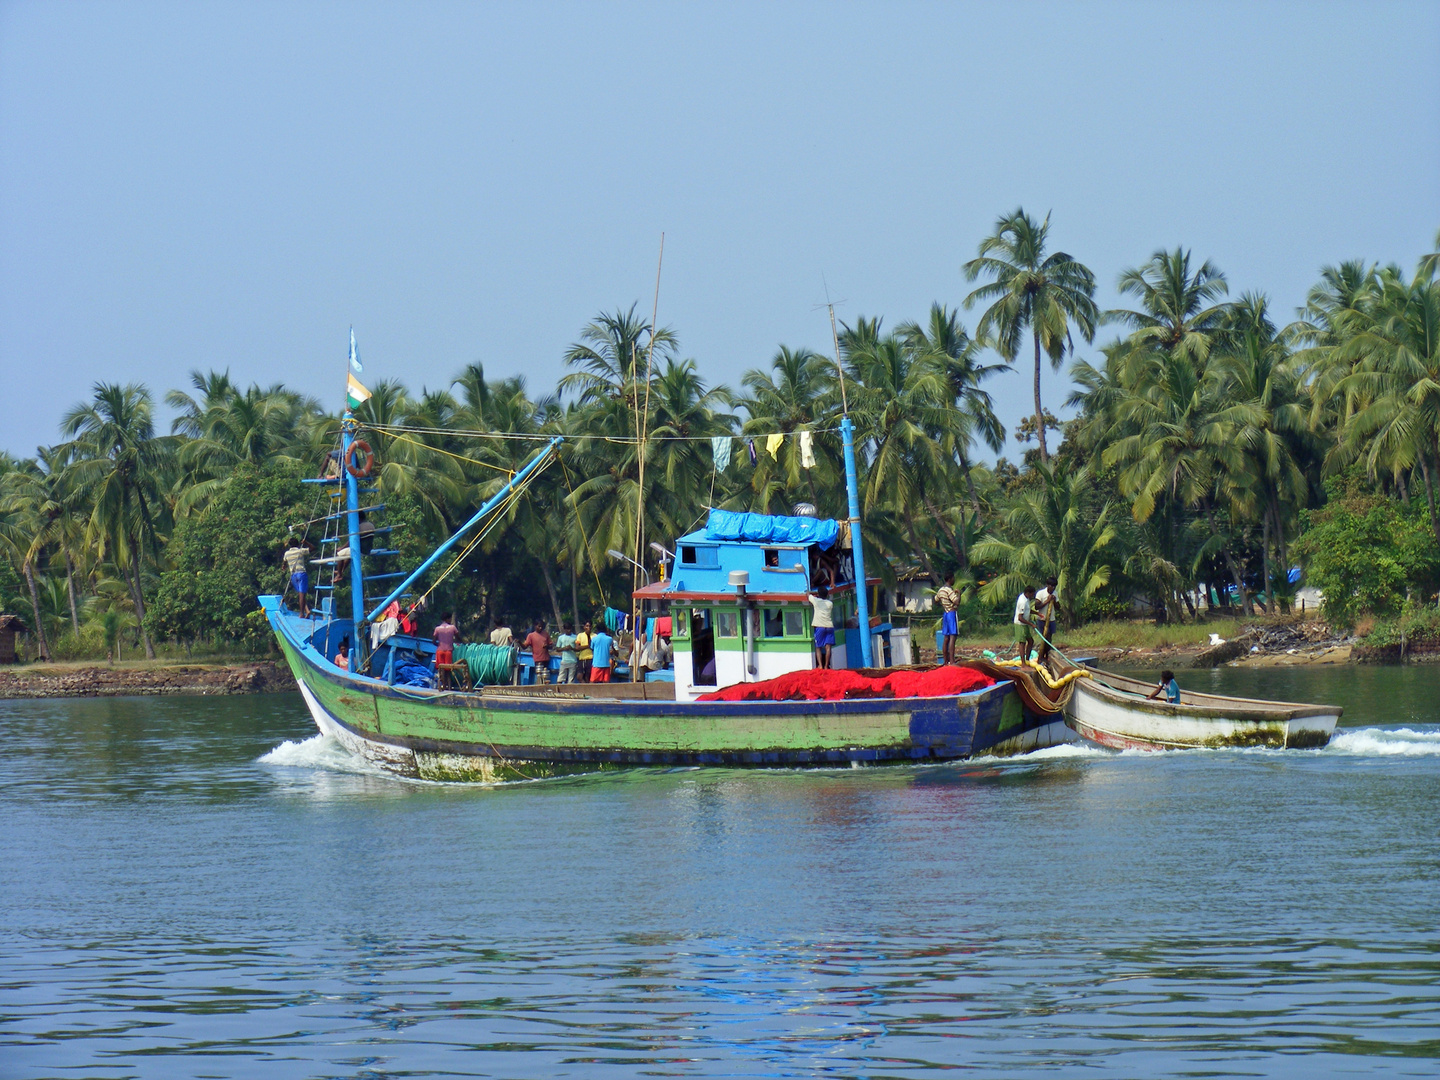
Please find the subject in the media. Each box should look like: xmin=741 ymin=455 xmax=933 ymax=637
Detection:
xmin=696 ymin=665 xmax=994 ymax=702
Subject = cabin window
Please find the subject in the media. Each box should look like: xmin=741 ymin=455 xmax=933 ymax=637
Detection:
xmin=763 ymin=548 xmax=779 ymax=567
xmin=679 ymin=545 xmax=718 ymax=567
xmin=675 ymin=609 xmax=690 ymax=638
xmin=763 ymin=608 xmax=785 ymax=637
xmin=716 ymin=611 xmax=739 ymax=638
xmin=783 ymin=609 xmax=805 ymax=637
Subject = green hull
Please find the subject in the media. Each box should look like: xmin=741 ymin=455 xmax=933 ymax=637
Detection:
xmin=262 ymin=597 xmax=1066 ymax=780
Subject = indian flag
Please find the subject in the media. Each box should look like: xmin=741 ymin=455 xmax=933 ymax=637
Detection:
xmin=346 ymin=372 xmax=372 ymax=409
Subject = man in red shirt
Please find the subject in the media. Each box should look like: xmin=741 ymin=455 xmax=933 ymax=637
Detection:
xmin=433 ymin=613 xmax=458 ymax=668
xmin=524 ymin=620 xmax=552 ymax=684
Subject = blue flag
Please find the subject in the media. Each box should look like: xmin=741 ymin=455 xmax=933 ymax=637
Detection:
xmin=349 ymin=327 xmax=363 ymax=374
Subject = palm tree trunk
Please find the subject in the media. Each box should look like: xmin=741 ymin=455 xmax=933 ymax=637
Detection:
xmin=921 ymin=494 xmax=966 ymax=569
xmin=1203 ymin=502 xmax=1251 ymax=616
xmin=903 ymin=509 xmax=943 ymax=586
xmin=1032 ymin=327 xmax=1048 ymax=464
xmin=124 ymin=553 xmax=156 ymax=660
xmin=64 ymin=551 xmax=81 ymax=636
xmin=23 ymin=560 xmax=50 ymax=660
xmin=962 ymin=457 xmax=985 ymax=525
xmin=538 ymin=558 xmax=565 ymax=637
xmin=1260 ymin=514 xmax=1273 ymax=614
xmin=569 ymin=555 xmax=581 ymax=629
xmin=1268 ymin=501 xmax=1288 ymax=613
xmin=1422 ymin=455 xmax=1440 ymax=549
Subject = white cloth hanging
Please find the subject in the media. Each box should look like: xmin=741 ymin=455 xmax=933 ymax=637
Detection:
xmin=370 ymin=618 xmax=401 ymax=649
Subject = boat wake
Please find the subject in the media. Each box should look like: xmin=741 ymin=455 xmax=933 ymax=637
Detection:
xmin=259 ymin=733 xmax=394 ymax=777
xmin=1324 ymin=726 xmax=1440 ymax=756
xmin=1019 ymin=742 xmax=1110 ymax=760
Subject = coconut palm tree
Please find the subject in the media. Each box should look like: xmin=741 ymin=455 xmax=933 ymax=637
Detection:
xmin=1 ymin=446 xmax=87 ymax=636
xmin=1220 ymin=294 xmax=1314 ymax=604
xmin=59 ymin=383 xmax=177 ymax=658
xmin=169 ymin=377 xmax=319 ymax=513
xmin=1107 ymin=248 xmax=1231 ymax=369
xmin=736 ymin=346 xmax=840 ymax=516
xmin=0 ymin=462 xmax=52 ymax=659
xmin=1325 ymin=267 xmax=1440 ymax=544
xmin=897 ymin=303 xmax=1006 ymax=527
xmin=1099 ymin=346 xmax=1264 ymax=613
xmin=845 ymin=334 xmax=955 ymax=582
xmin=972 ymin=462 xmax=1117 ymax=629
xmin=964 ymin=209 xmax=1098 ymax=464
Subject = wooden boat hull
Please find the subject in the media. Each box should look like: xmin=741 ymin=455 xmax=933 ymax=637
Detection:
xmin=262 ymin=597 xmax=1065 ymax=780
xmin=1060 ymin=664 xmax=1340 ymax=751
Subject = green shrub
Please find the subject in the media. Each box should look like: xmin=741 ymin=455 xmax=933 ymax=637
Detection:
xmin=148 ymin=463 xmax=315 ymax=652
xmin=1361 ymin=603 xmax=1440 ymax=648
xmin=1294 ymin=485 xmax=1440 ymax=628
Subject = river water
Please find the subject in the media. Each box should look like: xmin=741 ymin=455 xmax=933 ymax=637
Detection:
xmin=2 ymin=667 xmax=1437 ymax=1078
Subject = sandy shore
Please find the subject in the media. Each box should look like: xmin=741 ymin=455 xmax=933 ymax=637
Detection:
xmin=0 ymin=661 xmax=297 ymax=699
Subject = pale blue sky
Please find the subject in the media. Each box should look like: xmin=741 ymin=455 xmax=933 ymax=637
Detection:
xmin=2 ymin=1 xmax=1437 ymax=459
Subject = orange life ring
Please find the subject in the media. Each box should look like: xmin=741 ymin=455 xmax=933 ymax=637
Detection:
xmin=346 ymin=440 xmax=374 ymax=478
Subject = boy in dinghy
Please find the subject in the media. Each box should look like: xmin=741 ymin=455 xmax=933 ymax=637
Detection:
xmin=1147 ymin=670 xmax=1182 ymax=704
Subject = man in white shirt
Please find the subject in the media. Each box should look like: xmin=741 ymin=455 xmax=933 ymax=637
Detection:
xmin=1012 ymin=584 xmax=1037 ymax=661
xmin=1035 ymin=575 xmax=1060 ymax=661
xmin=807 ymin=584 xmax=835 ymax=669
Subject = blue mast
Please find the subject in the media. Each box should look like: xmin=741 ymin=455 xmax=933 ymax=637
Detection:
xmin=341 ymin=412 xmax=365 ymax=669
xmin=840 ymin=416 xmax=873 ymax=668
xmin=366 ymin=435 xmax=564 ymax=623
xmin=828 ymin=301 xmax=873 ymax=669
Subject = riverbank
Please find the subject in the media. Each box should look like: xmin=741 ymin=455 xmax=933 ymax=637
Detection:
xmin=0 ymin=660 xmax=296 ymax=698
xmin=941 ymin=614 xmax=1440 ymax=669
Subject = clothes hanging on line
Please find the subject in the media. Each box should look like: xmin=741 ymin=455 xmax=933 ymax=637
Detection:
xmin=711 ymin=436 xmax=732 ymax=471
xmin=799 ymin=429 xmax=815 ymax=469
xmin=765 ymin=432 xmax=784 ymax=459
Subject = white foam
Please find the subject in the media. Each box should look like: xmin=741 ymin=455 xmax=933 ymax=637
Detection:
xmin=1324 ymin=727 xmax=1440 ymax=757
xmin=1023 ymin=742 xmax=1111 ymax=760
xmin=259 ymin=733 xmax=381 ymax=775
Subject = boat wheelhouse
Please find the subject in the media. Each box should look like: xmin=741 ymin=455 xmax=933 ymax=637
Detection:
xmin=634 ymin=510 xmax=895 ymax=701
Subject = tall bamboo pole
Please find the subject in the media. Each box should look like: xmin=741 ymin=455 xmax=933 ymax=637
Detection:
xmin=631 ymin=234 xmax=665 ymax=638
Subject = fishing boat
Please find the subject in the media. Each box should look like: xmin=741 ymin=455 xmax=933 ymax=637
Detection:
xmin=1051 ymin=657 xmax=1340 ymax=750
xmin=260 ymin=356 xmax=1074 ymax=780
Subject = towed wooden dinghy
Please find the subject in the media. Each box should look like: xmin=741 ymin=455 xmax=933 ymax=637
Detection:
xmin=1051 ymin=658 xmax=1340 ymax=750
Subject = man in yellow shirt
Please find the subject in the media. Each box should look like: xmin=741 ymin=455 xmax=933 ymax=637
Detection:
xmin=575 ymin=620 xmax=594 ymax=682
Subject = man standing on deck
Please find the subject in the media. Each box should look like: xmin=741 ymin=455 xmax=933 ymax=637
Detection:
xmin=525 ymin=620 xmax=552 ymax=684
xmin=934 ymin=572 xmax=961 ymax=664
xmin=433 ymin=613 xmax=458 ymax=671
xmin=1011 ymin=585 xmax=1037 ymax=661
xmin=489 ymin=620 xmax=513 ymax=648
xmin=556 ymin=623 xmax=579 ymax=684
xmin=1035 ymin=576 xmax=1060 ymax=662
xmin=807 ymin=584 xmax=835 ymax=669
xmin=576 ymin=621 xmax=593 ymax=682
xmin=283 ymin=537 xmax=312 ymax=617
xmin=589 ymin=625 xmax=614 ymax=682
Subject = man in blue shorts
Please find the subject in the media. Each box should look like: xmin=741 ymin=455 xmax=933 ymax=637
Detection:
xmin=807 ymin=584 xmax=835 ymax=668
xmin=934 ymin=572 xmax=960 ymax=664
xmin=283 ymin=537 xmax=312 ymax=617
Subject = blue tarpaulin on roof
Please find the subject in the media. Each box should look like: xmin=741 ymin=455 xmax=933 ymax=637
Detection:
xmin=704 ymin=510 xmax=840 ymax=550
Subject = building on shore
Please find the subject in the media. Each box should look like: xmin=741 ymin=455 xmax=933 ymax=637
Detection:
xmin=0 ymin=614 xmax=29 ymax=664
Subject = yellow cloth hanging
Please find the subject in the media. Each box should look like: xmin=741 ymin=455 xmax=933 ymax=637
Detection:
xmin=765 ymin=432 xmax=784 ymax=459
xmin=799 ymin=429 xmax=815 ymax=468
